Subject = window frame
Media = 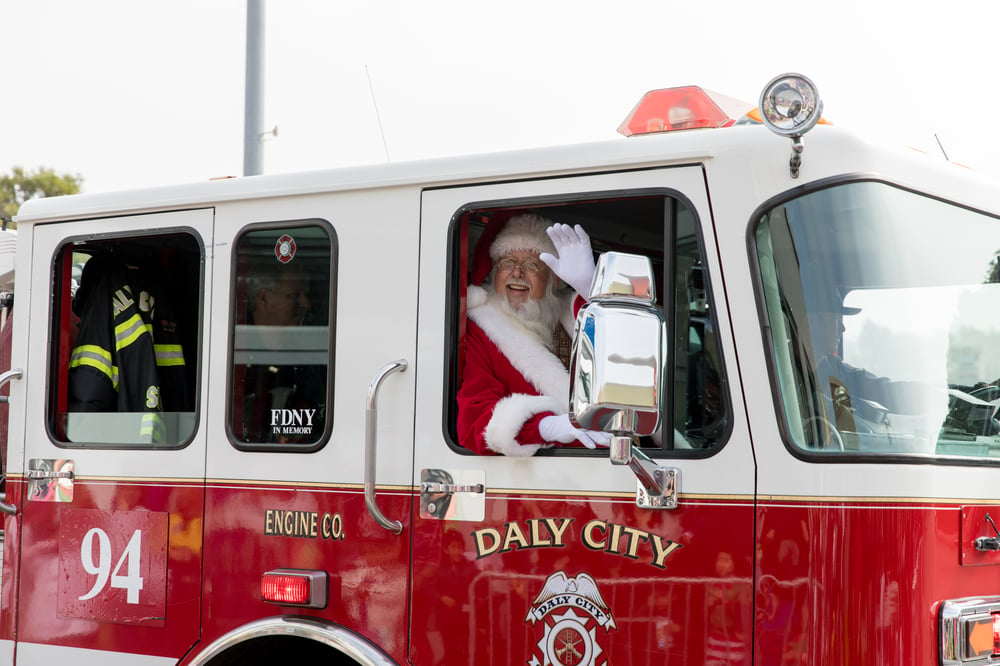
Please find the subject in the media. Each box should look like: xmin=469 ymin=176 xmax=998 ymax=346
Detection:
xmin=443 ymin=188 xmax=733 ymax=458
xmin=46 ymin=228 xmax=205 ymax=450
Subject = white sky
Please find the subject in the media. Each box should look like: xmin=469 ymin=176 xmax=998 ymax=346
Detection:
xmin=3 ymin=1 xmax=1000 ymax=194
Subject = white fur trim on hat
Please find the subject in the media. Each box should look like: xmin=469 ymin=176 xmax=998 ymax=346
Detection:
xmin=467 ymin=284 xmax=488 ymax=309
xmin=490 ymin=214 xmax=557 ymax=260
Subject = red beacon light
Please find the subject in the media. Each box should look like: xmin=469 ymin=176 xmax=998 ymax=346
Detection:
xmin=261 ymin=569 xmax=328 ymax=609
xmin=617 ymin=86 xmax=753 ymax=137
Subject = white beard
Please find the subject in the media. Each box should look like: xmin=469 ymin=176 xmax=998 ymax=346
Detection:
xmin=486 ymin=283 xmax=562 ymax=352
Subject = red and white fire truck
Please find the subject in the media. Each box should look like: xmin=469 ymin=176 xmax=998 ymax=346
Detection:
xmin=0 ymin=73 xmax=998 ymax=665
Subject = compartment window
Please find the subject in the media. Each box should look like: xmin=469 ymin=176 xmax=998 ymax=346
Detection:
xmin=447 ymin=195 xmax=730 ymax=456
xmin=229 ymin=223 xmax=335 ymax=450
xmin=50 ymin=233 xmax=201 ymax=447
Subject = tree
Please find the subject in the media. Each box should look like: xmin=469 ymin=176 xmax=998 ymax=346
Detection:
xmin=0 ymin=166 xmax=83 ymax=228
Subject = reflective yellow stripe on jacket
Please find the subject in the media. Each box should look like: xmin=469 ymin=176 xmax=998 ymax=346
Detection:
xmin=154 ymin=344 xmax=185 ymax=367
xmin=69 ymin=344 xmax=120 ymax=390
xmin=139 ymin=412 xmax=166 ymax=443
xmin=114 ymin=313 xmax=151 ymax=352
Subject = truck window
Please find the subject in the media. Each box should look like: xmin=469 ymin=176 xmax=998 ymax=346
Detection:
xmin=49 ymin=233 xmax=201 ymax=447
xmin=754 ymin=180 xmax=1000 ymax=460
xmin=448 ymin=195 xmax=730 ymax=456
xmin=228 ymin=223 xmax=335 ymax=450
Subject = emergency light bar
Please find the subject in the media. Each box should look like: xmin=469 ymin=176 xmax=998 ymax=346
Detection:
xmin=618 ymin=76 xmax=828 ymax=180
xmin=617 ymin=86 xmax=753 ymax=136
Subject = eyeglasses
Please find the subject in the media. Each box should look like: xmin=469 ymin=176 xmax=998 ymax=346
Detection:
xmin=496 ymin=256 xmax=544 ymax=275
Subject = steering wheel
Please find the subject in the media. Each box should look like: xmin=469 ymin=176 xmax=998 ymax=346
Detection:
xmin=970 ymin=385 xmax=1000 ymax=402
xmin=802 ymin=415 xmax=845 ymax=451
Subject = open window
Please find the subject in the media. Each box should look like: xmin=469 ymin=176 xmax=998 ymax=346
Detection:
xmin=228 ymin=222 xmax=336 ymax=451
xmin=48 ymin=233 xmax=202 ymax=447
xmin=446 ymin=193 xmax=731 ymax=456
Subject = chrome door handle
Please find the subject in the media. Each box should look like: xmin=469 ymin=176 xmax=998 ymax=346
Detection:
xmin=364 ymin=360 xmax=407 ymax=534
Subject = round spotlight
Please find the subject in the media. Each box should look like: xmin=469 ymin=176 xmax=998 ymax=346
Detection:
xmin=759 ymin=74 xmax=824 ymax=137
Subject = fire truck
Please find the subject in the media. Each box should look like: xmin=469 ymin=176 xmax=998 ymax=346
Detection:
xmin=0 ymin=73 xmax=998 ymax=665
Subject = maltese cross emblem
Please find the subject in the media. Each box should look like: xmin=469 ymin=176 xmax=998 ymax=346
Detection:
xmin=525 ymin=572 xmax=616 ymax=666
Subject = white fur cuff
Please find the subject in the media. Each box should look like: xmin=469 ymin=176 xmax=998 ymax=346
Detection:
xmin=484 ymin=393 xmax=564 ymax=457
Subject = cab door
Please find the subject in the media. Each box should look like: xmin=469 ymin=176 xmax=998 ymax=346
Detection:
xmin=199 ymin=191 xmax=418 ymax=663
xmin=411 ymin=168 xmax=755 ymax=665
xmin=12 ymin=210 xmax=212 ymax=663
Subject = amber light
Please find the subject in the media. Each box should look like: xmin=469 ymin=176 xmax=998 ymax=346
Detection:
xmin=261 ymin=569 xmax=327 ymax=608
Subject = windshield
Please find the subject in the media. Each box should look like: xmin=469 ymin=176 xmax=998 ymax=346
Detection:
xmin=754 ymin=181 xmax=1000 ymax=459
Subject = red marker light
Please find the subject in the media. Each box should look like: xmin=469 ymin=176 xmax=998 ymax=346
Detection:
xmin=261 ymin=569 xmax=328 ymax=608
xmin=994 ymin=612 xmax=1000 ymax=655
xmin=618 ymin=86 xmax=752 ymax=137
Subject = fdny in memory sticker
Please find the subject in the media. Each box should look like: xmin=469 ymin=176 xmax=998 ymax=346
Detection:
xmin=275 ymin=234 xmax=296 ymax=263
xmin=526 ymin=572 xmax=616 ymax=666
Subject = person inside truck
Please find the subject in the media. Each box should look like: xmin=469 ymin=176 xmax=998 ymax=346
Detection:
xmin=249 ymin=261 xmax=311 ymax=328
xmin=806 ymin=296 xmax=941 ymax=434
xmin=239 ymin=260 xmax=325 ymax=444
xmin=456 ymin=213 xmax=611 ymax=455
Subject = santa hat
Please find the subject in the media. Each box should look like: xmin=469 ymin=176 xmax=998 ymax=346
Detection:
xmin=470 ymin=212 xmax=556 ymax=285
xmin=489 ymin=213 xmax=556 ymax=260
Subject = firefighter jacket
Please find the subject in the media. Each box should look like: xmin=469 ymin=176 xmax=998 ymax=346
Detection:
xmin=68 ymin=255 xmax=191 ymax=442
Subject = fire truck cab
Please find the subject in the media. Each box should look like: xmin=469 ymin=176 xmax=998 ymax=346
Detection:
xmin=1 ymin=74 xmax=999 ymax=665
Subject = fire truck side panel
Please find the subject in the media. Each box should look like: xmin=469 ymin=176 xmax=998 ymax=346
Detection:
xmin=198 ymin=190 xmax=418 ymax=663
xmin=12 ymin=210 xmax=213 ymax=662
xmin=410 ymin=168 xmax=757 ymax=664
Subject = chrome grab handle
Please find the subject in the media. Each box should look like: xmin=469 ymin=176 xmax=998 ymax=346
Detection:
xmin=365 ymin=360 xmax=407 ymax=534
xmin=420 ymin=482 xmax=485 ymax=494
xmin=27 ymin=469 xmax=74 ymax=480
xmin=0 ymin=368 xmax=22 ymax=404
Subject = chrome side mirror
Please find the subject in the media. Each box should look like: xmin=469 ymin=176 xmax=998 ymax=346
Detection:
xmin=569 ymin=252 xmax=666 ymax=464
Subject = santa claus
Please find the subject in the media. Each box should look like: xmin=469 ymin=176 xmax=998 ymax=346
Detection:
xmin=456 ymin=213 xmax=611 ymax=456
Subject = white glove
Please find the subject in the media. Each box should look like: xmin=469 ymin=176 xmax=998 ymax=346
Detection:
xmin=539 ymin=414 xmax=612 ymax=449
xmin=539 ymin=224 xmax=597 ymax=300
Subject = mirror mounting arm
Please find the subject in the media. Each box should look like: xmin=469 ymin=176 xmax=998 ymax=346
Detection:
xmin=624 ymin=443 xmax=679 ymax=510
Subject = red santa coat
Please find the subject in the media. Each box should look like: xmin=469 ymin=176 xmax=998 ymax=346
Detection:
xmin=457 ymin=285 xmax=579 ymax=456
